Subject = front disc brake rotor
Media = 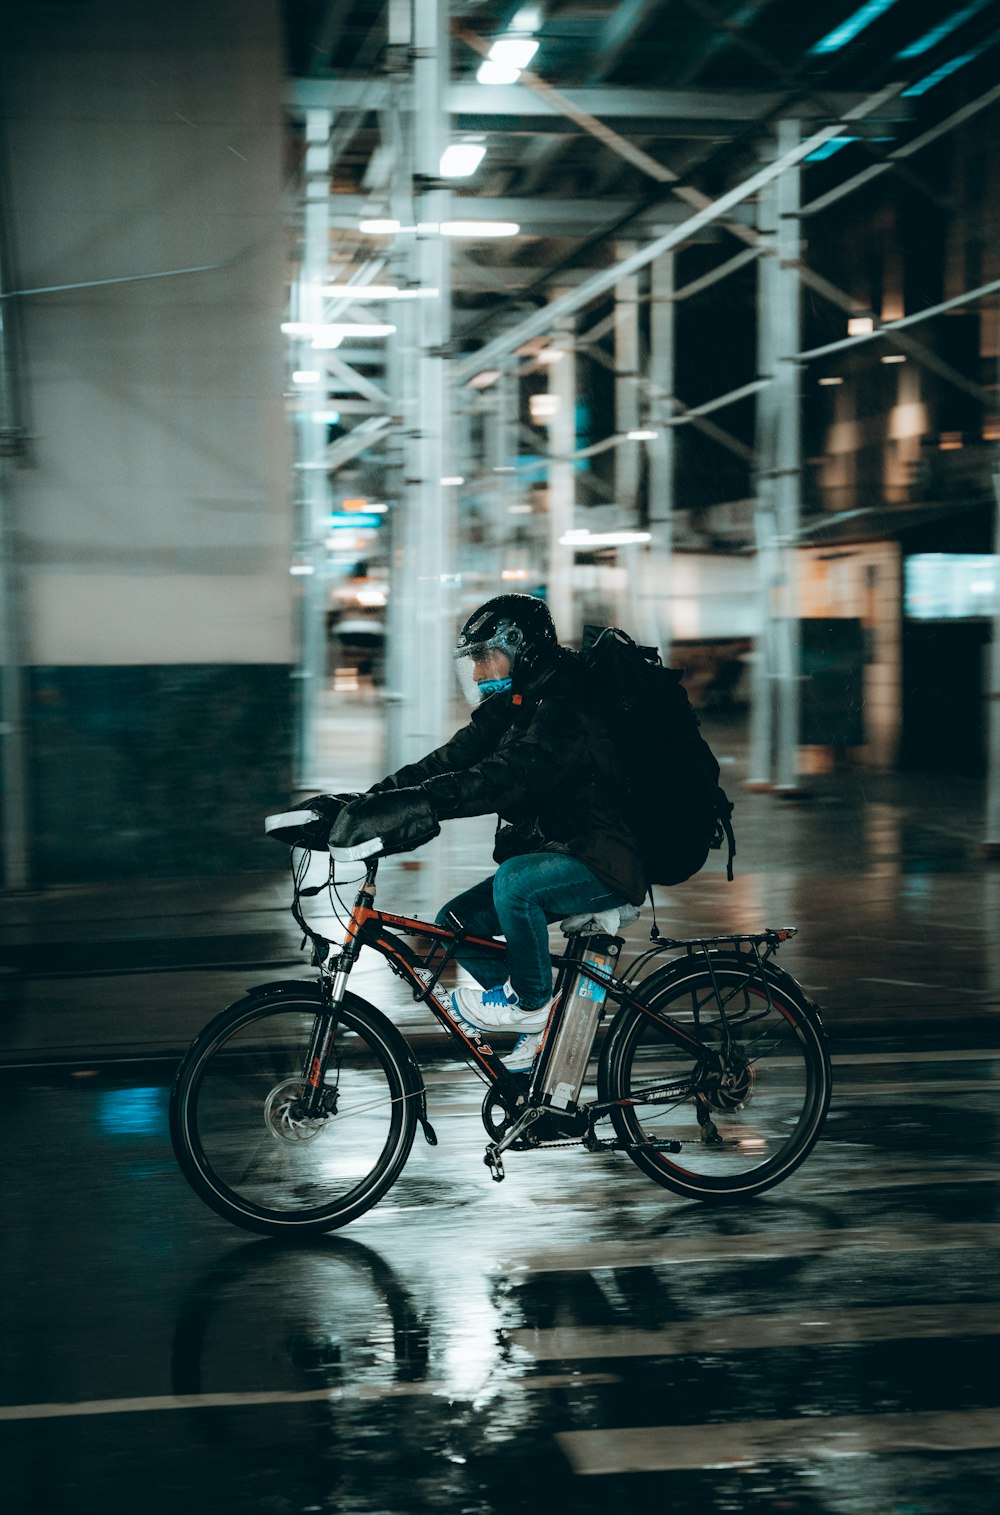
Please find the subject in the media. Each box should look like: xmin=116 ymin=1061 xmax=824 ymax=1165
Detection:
xmin=264 ymin=1078 xmax=336 ymax=1142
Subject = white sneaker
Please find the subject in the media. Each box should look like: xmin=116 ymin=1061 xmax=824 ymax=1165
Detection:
xmin=502 ymin=1032 xmax=542 ymax=1073
xmin=450 ymin=978 xmax=552 ymax=1032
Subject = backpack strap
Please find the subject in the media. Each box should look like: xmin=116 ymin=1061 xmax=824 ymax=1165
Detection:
xmin=711 ymin=786 xmax=736 ymax=881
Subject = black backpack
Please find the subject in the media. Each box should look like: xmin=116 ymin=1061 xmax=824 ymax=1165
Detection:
xmin=580 ymin=627 xmax=735 ymax=887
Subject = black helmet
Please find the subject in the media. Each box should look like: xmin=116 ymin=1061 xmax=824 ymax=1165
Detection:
xmin=454 ymin=593 xmax=557 ymax=702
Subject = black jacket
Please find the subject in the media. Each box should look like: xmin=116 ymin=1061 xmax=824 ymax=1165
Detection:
xmin=372 ymin=647 xmax=647 ymax=904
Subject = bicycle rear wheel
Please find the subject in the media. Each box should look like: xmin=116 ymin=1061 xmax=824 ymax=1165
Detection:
xmin=600 ymin=960 xmax=831 ymax=1201
xmin=170 ymin=991 xmax=418 ymax=1235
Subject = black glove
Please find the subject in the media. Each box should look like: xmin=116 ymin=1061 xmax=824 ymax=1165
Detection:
xmin=265 ymin=793 xmax=359 ymax=850
xmin=493 ymin=819 xmax=546 ymax=864
xmin=327 ymin=787 xmax=440 ymax=856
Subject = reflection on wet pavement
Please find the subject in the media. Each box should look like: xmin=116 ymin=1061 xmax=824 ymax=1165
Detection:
xmin=3 ymin=1047 xmax=1000 ymax=1513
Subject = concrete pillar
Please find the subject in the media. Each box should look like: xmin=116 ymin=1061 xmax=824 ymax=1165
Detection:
xmin=1 ymin=0 xmax=291 ymax=882
xmin=751 ymin=119 xmax=802 ymax=793
xmin=547 ymin=322 xmax=576 ymax=641
xmin=295 ymin=109 xmax=333 ymax=788
xmin=645 ymin=251 xmax=676 ymax=660
xmin=615 ymin=247 xmax=641 ymax=515
xmin=387 ymin=0 xmax=453 ymax=783
xmin=986 ymin=457 xmax=1000 ymax=854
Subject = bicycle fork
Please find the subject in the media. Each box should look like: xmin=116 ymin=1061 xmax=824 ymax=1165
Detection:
xmin=299 ymin=908 xmax=365 ymax=1117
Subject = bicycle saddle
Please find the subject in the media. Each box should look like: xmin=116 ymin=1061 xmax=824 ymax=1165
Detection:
xmin=559 ymin=903 xmax=641 ymax=937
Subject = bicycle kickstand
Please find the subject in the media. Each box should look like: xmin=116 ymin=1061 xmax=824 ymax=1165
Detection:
xmin=483 ymin=1105 xmax=545 ymax=1182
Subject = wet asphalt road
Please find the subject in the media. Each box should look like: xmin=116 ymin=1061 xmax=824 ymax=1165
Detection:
xmin=2 ymin=1035 xmax=999 ymax=1515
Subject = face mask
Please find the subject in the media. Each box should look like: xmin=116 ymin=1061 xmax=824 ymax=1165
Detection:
xmin=477 ymin=677 xmax=512 ymax=700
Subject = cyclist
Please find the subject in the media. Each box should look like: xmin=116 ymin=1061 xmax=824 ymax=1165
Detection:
xmin=328 ymin=593 xmax=646 ymax=1069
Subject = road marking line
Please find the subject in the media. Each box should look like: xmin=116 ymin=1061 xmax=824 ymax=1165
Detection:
xmin=0 ymin=1372 xmax=618 ymax=1424
xmin=857 ymin=977 xmax=985 ymax=994
xmin=834 ymin=1078 xmax=1000 ymax=1093
xmin=558 ymin=1407 xmax=1000 ymax=1474
xmin=832 ymin=1049 xmax=1000 ymax=1064
xmin=512 ymin=1302 xmax=1000 ymax=1361
xmin=499 ymin=1223 xmax=1000 ymax=1274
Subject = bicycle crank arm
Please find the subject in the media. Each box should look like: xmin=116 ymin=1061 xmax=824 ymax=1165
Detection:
xmin=483 ymin=1105 xmax=546 ymax=1180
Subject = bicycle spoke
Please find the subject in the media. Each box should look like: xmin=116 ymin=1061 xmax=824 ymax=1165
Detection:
xmin=606 ymin=964 xmax=831 ymax=1199
xmin=171 ymin=996 xmax=418 ymax=1232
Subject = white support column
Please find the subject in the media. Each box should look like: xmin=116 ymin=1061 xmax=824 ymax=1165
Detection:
xmin=381 ymin=0 xmax=455 ymax=913
xmin=986 ymin=452 xmax=1000 ymax=855
xmin=615 ymin=247 xmax=641 ymax=512
xmin=773 ymin=120 xmax=803 ymax=795
xmin=0 ymin=458 xmax=28 ymax=888
xmin=296 ymin=108 xmax=333 ymax=787
xmin=485 ymin=366 xmax=517 ymax=586
xmin=387 ymin=0 xmax=454 ymax=769
xmin=547 ymin=321 xmax=576 ymax=641
xmin=645 ymin=250 xmax=675 ymax=660
xmin=751 ymin=119 xmax=802 ymax=793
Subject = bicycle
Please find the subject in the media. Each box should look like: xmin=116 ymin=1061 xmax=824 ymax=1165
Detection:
xmin=169 ymin=804 xmax=832 ymax=1236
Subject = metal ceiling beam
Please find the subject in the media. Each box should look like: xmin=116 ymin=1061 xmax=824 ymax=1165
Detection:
xmin=800 ymin=80 xmax=1000 ymax=218
xmin=453 ymin=82 xmax=904 ymax=383
xmin=324 ymin=194 xmax=751 ymax=234
xmin=671 ymin=0 xmax=783 ymax=88
xmin=673 ymin=245 xmax=762 ymax=300
xmin=452 ymin=21 xmax=680 ymax=187
xmin=787 ymin=262 xmax=989 ymax=402
xmin=323 ymin=415 xmax=392 ymax=470
xmin=794 ymin=275 xmax=1000 ymax=364
xmin=317 ymin=351 xmax=390 ymax=407
xmin=587 ymin=0 xmax=667 ymax=85
xmin=287 ymin=78 xmax=907 ymax=124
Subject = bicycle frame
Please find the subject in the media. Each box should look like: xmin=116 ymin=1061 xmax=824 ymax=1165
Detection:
xmin=288 ymin=854 xmax=806 ymax=1138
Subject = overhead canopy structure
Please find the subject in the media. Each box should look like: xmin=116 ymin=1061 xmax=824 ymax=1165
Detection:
xmin=277 ymin=0 xmax=1000 ymax=845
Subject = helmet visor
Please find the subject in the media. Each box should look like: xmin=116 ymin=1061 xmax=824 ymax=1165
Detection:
xmin=454 ymin=644 xmax=512 ymax=705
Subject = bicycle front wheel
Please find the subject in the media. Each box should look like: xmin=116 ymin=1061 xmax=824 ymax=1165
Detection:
xmin=170 ymin=991 xmax=418 ymax=1236
xmin=600 ymin=961 xmax=831 ymax=1202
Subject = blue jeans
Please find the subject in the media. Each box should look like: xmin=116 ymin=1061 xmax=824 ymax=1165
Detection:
xmin=435 ymin=852 xmax=626 ymax=1009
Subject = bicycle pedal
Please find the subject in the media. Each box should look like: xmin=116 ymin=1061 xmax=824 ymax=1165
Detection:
xmin=484 ymin=1144 xmax=505 ymax=1182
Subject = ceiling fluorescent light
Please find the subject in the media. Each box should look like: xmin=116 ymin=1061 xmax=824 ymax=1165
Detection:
xmin=902 ymin=31 xmax=1000 ymax=96
xmin=805 ymin=136 xmax=857 ymax=162
xmin=469 ymin=369 xmax=502 ymax=389
xmin=476 ymin=59 xmax=522 ymax=84
xmin=627 ymin=429 xmax=659 ymax=441
xmin=896 ymin=0 xmax=991 ymax=60
xmin=321 ymin=283 xmax=399 ymax=298
xmin=488 ymin=37 xmax=539 ymax=69
xmin=560 ymin=529 xmax=652 ymax=548
xmin=440 ymin=220 xmax=519 ymax=238
xmin=323 ymin=285 xmax=436 ymax=301
xmin=809 ymin=0 xmax=901 ymax=56
xmin=440 ymin=143 xmax=487 ymax=178
xmin=529 ymin=393 xmax=560 ymax=421
xmin=848 ymin=316 xmax=875 ymax=335
xmin=311 ymin=324 xmax=395 ymax=349
xmin=358 ymin=218 xmax=401 ymax=234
